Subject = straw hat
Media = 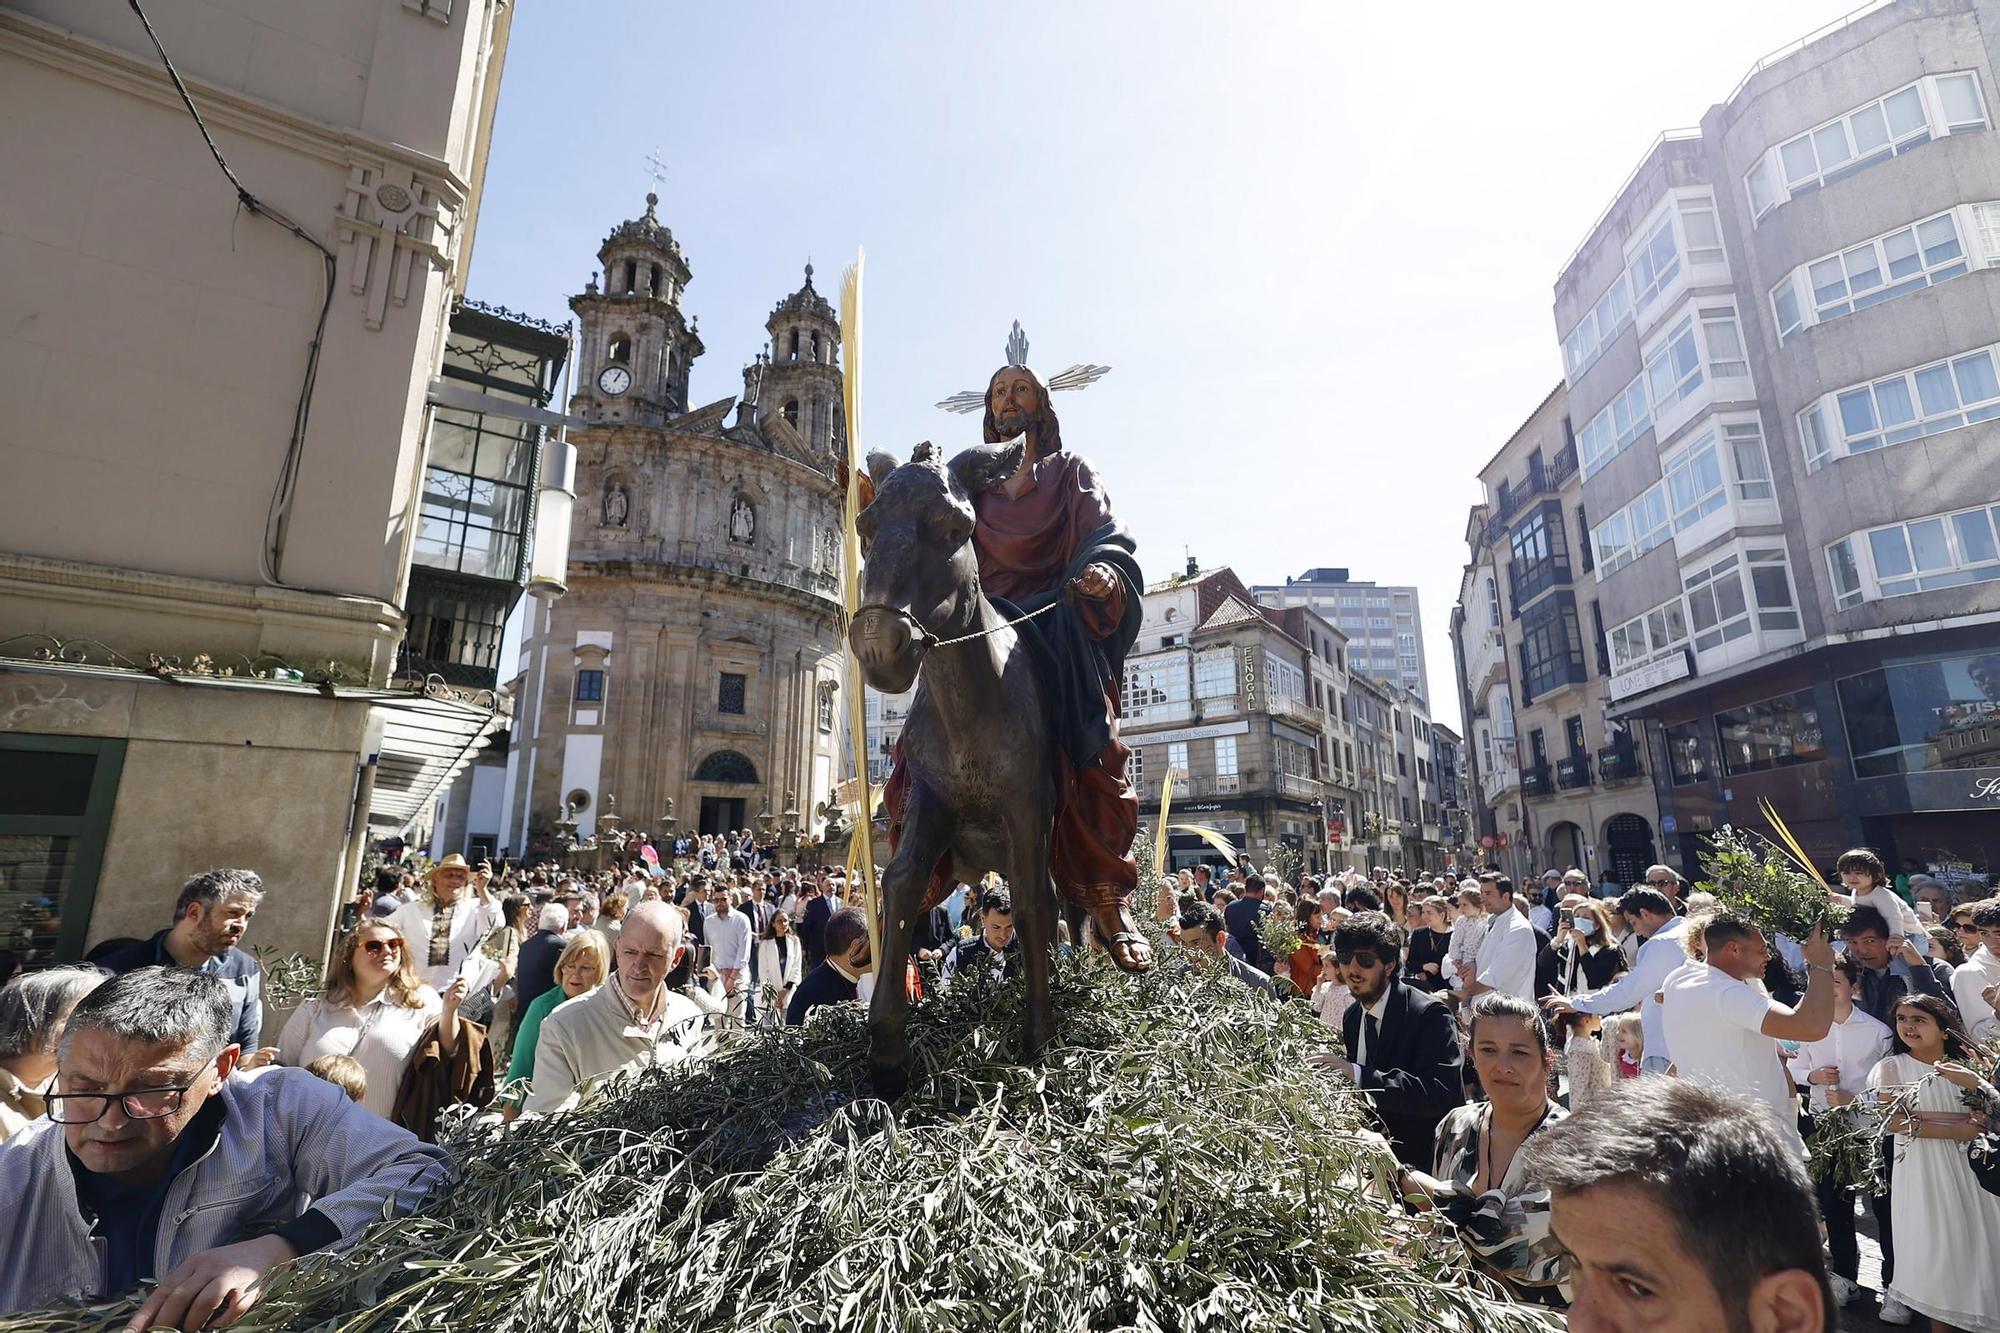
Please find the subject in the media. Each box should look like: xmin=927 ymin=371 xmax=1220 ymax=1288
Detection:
xmin=427 ymin=853 xmax=472 ymax=879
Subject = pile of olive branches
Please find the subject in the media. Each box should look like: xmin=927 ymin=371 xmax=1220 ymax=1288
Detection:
xmin=12 ymin=952 xmax=1559 ymax=1333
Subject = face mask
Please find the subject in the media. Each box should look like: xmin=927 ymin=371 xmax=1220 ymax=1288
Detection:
xmin=1576 ymin=918 xmax=1597 ymax=938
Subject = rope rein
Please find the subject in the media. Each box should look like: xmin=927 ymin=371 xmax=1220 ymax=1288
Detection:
xmin=921 ymin=597 xmax=1064 ymax=648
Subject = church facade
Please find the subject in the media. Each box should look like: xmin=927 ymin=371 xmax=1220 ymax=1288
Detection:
xmin=501 ymin=194 xmax=849 ymax=853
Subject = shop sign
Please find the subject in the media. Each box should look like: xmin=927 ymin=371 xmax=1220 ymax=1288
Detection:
xmin=1974 ymin=776 xmax=2000 ymax=800
xmin=1608 ymin=650 xmax=1692 ymax=703
xmin=1130 ymin=719 xmax=1250 ymax=750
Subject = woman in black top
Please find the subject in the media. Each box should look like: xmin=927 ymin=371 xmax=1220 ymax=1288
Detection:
xmin=1404 ymin=894 xmax=1454 ymax=993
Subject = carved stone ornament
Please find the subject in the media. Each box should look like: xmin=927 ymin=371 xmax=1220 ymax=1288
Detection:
xmin=334 ymin=160 xmax=462 ymax=331
xmin=603 ymin=483 xmax=630 ymax=528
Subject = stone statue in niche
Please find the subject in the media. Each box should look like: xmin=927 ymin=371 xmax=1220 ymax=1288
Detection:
xmin=729 ymin=496 xmax=756 ymax=544
xmin=603 ymin=483 xmax=629 ymax=528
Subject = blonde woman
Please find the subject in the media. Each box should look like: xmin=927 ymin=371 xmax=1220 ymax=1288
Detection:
xmin=504 ymin=930 xmax=610 ymax=1107
xmin=265 ymin=921 xmax=463 ymax=1120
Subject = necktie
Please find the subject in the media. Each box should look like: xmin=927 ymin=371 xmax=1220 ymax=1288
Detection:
xmin=1364 ymin=1012 xmax=1381 ymax=1067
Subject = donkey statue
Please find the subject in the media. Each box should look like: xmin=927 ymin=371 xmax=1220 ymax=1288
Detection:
xmin=848 ymin=437 xmax=1085 ymax=1097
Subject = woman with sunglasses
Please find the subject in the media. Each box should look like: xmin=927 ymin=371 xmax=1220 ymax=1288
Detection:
xmin=265 ymin=922 xmax=451 ymax=1119
xmin=1954 ymin=899 xmax=2000 ymax=1046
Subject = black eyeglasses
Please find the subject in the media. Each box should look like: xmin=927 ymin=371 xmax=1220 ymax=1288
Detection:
xmin=46 ymin=1082 xmax=201 ymax=1124
xmin=1645 ymin=878 xmax=1676 ymax=887
xmin=1333 ymin=951 xmax=1384 ymax=969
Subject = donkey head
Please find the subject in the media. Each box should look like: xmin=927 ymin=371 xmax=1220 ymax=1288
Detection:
xmin=848 ymin=437 xmax=1025 ymax=694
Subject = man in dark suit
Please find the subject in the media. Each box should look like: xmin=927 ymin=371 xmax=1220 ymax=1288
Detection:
xmin=1330 ymin=911 xmax=1464 ymax=1167
xmin=787 ymin=906 xmax=873 ymax=1025
xmin=1222 ymin=873 xmax=1275 ymax=974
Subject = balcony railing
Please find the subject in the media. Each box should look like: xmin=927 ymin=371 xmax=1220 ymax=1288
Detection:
xmin=1521 ymin=762 xmax=1553 ymax=798
xmin=1598 ymin=741 xmax=1644 ymax=784
xmin=1555 ymin=754 xmax=1592 ymax=791
xmin=1269 ymin=694 xmax=1320 ymax=726
xmin=1277 ymin=773 xmax=1322 ymax=800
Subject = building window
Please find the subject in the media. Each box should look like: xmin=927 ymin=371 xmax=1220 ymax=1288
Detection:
xmin=1746 ymin=73 xmax=1988 ymax=222
xmin=607 ymin=334 xmax=630 ymax=364
xmin=1194 ymin=648 xmax=1236 ymax=700
xmin=1609 ymin=597 xmax=1689 ymax=673
xmin=1644 ymin=316 xmax=1702 ymax=409
xmin=1678 ymin=193 xmax=1725 ymax=267
xmin=1836 ymin=652 xmax=2000 ymax=779
xmin=1798 ymin=343 xmax=2000 ymax=470
xmin=693 ymin=749 xmax=759 ymax=784
xmin=1827 ymin=501 xmax=2000 ymax=607
xmin=718 ymin=672 xmax=747 ymax=715
xmin=414 ymin=410 xmax=536 ymax=580
xmin=1592 ymin=483 xmax=1671 ymax=574
xmin=1485 ymin=575 xmax=1502 ymax=628
xmin=1519 ymin=596 xmax=1585 ymax=702
xmin=1727 ymin=421 xmax=1773 ymax=501
xmin=1562 ymin=273 xmax=1636 ymax=379
xmin=1123 ymin=653 xmax=1192 ymax=720
xmin=1263 ymin=657 xmax=1305 ymax=704
xmin=783 ymin=399 xmax=800 ymax=427
xmin=1508 ymin=502 xmax=1570 ymax=608
xmin=1715 ymin=689 xmax=1827 ymax=777
xmin=1626 ymin=208 xmax=1682 ymax=311
xmin=1127 ymin=746 xmax=1145 ymax=794
xmin=575 ymin=669 xmax=605 ymax=702
xmin=1214 ymin=736 xmax=1238 ymax=778
xmin=1664 ymin=721 xmax=1711 ymax=786
xmin=1577 ymin=373 xmax=1652 ymax=477
xmin=1167 ymin=741 xmax=1189 ymax=777
xmin=1772 ymin=208 xmax=1974 ymax=340
xmin=1682 ymin=547 xmax=1797 ymax=654
xmin=1662 ymin=429 xmax=1727 ymax=531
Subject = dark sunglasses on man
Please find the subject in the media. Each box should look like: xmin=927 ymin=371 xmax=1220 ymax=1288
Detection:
xmin=1333 ymin=950 xmax=1384 ymax=969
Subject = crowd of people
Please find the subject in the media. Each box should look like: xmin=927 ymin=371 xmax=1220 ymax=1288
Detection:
xmin=0 ymin=838 xmax=1997 ymax=1330
xmin=1148 ymin=852 xmax=2000 ymax=1331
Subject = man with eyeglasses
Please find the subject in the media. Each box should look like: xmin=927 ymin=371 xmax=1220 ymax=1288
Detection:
xmin=1322 ymin=910 xmax=1462 ymax=1167
xmin=1949 ymin=898 xmax=2000 ymax=1045
xmin=0 ymin=967 xmax=447 ymax=1327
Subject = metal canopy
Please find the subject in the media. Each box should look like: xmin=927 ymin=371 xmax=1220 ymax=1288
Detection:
xmin=368 ymin=688 xmax=507 ymax=833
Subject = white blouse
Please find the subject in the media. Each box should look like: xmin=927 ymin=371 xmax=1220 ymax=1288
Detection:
xmin=277 ymin=988 xmax=442 ymax=1119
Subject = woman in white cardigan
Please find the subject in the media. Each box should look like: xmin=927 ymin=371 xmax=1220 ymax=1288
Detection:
xmin=756 ymin=910 xmax=804 ymax=1025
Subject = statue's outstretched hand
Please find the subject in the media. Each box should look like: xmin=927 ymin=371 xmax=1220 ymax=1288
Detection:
xmin=1070 ymin=563 xmax=1116 ymax=601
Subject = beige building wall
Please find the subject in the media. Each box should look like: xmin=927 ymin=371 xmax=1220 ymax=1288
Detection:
xmin=0 ymin=0 xmax=513 ymax=972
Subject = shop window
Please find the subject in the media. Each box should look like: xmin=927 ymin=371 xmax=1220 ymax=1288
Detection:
xmin=1836 ymin=652 xmax=2000 ymax=779
xmin=0 ymin=736 xmax=126 ymax=969
xmin=1714 ymin=689 xmax=1827 ymax=777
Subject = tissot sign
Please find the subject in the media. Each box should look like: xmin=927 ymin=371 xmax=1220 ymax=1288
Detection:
xmin=1975 ymin=776 xmax=2000 ymax=800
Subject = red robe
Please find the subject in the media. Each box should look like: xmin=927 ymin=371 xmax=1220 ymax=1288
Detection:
xmin=885 ymin=450 xmax=1139 ymax=913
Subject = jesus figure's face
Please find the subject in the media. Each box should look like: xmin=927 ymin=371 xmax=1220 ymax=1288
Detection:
xmin=987 ymin=369 xmax=1040 ymax=441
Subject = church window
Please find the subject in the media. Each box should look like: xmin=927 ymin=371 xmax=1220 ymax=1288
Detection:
xmin=783 ymin=399 xmax=800 ymax=427
xmin=623 ymin=260 xmax=637 ymax=294
xmin=718 ymin=672 xmax=747 ymax=715
xmin=810 ymin=331 xmax=820 ymax=361
xmin=693 ymin=749 xmax=759 ymax=784
xmin=649 ymin=264 xmax=662 ymax=296
xmin=575 ymin=669 xmax=605 ymax=702
xmin=789 ymin=329 xmax=800 ymax=359
xmin=810 ymin=397 xmax=823 ymax=442
xmin=607 ymin=335 xmax=630 ymax=364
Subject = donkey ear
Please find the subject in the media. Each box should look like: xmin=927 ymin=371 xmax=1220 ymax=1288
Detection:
xmin=865 ymin=450 xmax=900 ymax=492
xmin=947 ymin=438 xmax=1026 ymax=497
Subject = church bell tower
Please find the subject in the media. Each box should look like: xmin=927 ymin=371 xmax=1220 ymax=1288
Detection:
xmin=569 ymin=192 xmax=704 ymax=425
xmin=759 ymin=263 xmax=843 ymax=456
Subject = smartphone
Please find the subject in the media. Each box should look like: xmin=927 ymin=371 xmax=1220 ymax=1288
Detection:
xmin=1559 ymin=907 xmax=1574 ymax=927
xmin=695 ymin=944 xmax=714 ymax=972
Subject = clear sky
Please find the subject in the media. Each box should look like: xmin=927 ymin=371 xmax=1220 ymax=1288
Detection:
xmin=471 ymin=0 xmax=1861 ymax=730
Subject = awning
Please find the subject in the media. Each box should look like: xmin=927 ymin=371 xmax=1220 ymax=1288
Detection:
xmin=367 ymin=684 xmax=509 ymax=834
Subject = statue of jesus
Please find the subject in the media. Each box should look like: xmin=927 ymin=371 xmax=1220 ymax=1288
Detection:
xmin=883 ymin=361 xmax=1151 ymax=970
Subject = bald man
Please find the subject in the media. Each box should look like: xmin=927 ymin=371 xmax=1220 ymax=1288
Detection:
xmin=524 ymin=902 xmax=708 ymax=1113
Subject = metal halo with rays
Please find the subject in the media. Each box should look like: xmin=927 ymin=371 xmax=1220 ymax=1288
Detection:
xmin=934 ymin=320 xmax=1112 ymax=413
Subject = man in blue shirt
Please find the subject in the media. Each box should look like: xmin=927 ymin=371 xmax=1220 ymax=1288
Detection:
xmin=98 ymin=870 xmax=266 ymax=1051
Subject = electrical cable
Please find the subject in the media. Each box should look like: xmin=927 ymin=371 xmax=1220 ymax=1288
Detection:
xmin=125 ymin=0 xmax=397 ymax=615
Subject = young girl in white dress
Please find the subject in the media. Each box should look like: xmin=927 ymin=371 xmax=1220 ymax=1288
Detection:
xmin=1868 ymin=994 xmax=2000 ymax=1333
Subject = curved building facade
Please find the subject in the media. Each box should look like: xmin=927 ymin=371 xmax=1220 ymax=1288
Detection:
xmin=503 ymin=197 xmax=848 ymax=853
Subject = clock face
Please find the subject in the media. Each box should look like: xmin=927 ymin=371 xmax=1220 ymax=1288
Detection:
xmin=598 ymin=364 xmax=632 ymax=396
